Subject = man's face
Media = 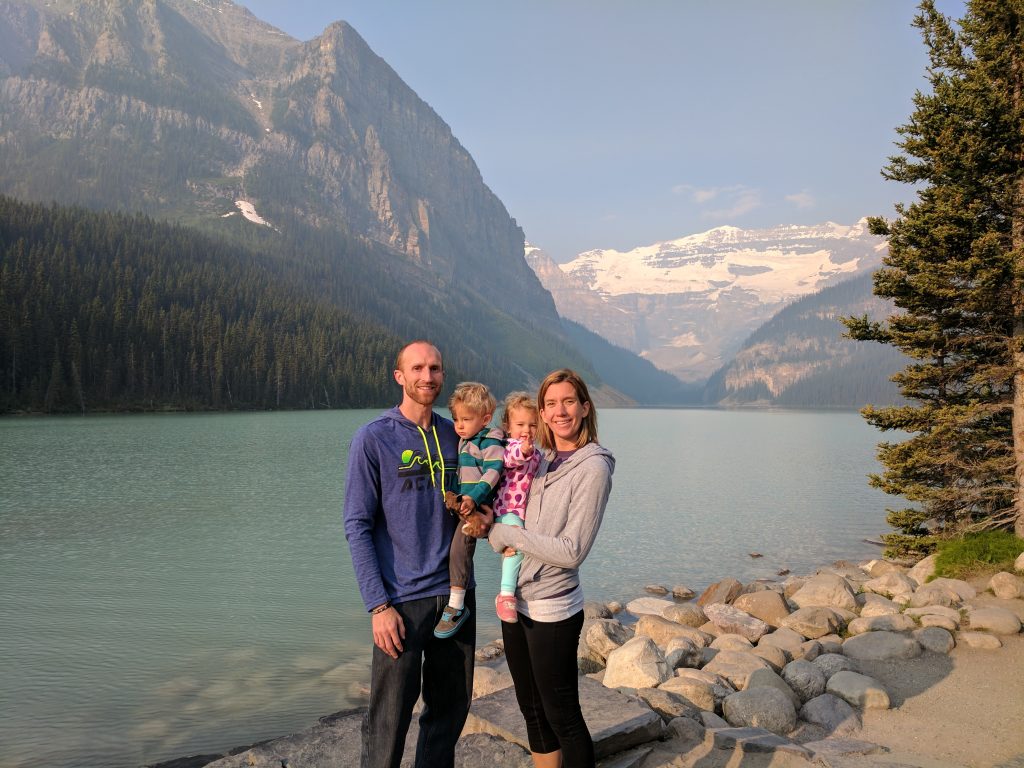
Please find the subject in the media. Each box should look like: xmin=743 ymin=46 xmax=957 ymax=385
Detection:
xmin=394 ymin=343 xmax=444 ymax=407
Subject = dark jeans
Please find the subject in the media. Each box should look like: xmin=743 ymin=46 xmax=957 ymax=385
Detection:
xmin=501 ymin=610 xmax=593 ymax=767
xmin=363 ymin=591 xmax=476 ymax=768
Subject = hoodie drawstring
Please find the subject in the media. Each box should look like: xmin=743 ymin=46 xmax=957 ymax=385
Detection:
xmin=417 ymin=424 xmax=447 ymax=501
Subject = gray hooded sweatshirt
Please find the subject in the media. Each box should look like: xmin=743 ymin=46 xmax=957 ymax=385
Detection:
xmin=489 ymin=441 xmax=614 ymax=616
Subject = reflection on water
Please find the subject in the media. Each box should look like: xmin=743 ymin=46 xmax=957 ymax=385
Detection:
xmin=0 ymin=408 xmax=889 ymax=767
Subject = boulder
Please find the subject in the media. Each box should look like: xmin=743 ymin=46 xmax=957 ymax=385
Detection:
xmin=912 ymin=627 xmax=955 ymax=654
xmin=757 ymin=627 xmax=806 ymax=655
xmin=907 ymin=553 xmax=938 ymax=586
xmin=644 ymin=584 xmax=669 ymax=596
xmin=967 ymin=606 xmax=1022 ymax=635
xmin=709 ymin=727 xmax=811 ymax=757
xmin=664 ymin=636 xmax=703 ymax=670
xmin=702 ymin=650 xmax=772 ymax=690
xmin=466 ymin=675 xmax=664 ymax=760
xmin=710 ymin=633 xmax=754 ymax=652
xmin=904 ymin=604 xmax=960 ymax=621
xmin=703 ymin=603 xmax=770 ymax=642
xmin=745 ymin=668 xmax=801 ymax=710
xmin=607 ymin=600 xmax=624 ymax=615
xmin=919 ymin=614 xmax=958 ymax=632
xmin=584 ymin=601 xmax=613 ymax=619
xmin=1016 ymin=551 xmax=1024 ymax=572
xmin=928 ymin=577 xmax=976 ymax=601
xmin=846 ymin=614 xmax=917 ymax=635
xmin=863 ymin=559 xmax=905 ymax=578
xmin=858 ymin=593 xmax=902 ymax=617
xmin=780 ymin=606 xmax=844 ymax=639
xmin=722 ymin=688 xmax=798 ymax=735
xmin=817 ymin=635 xmax=844 ymax=655
xmin=580 ymin=618 xmax=632 ymax=666
xmin=698 ymin=621 xmax=723 ymax=638
xmin=781 ymin=659 xmax=826 ymax=702
xmin=672 ymin=585 xmax=696 ymax=600
xmin=957 ymin=631 xmax=1002 ymax=649
xmin=634 ymin=614 xmax=711 ymax=648
xmin=812 ymin=653 xmax=856 ymax=680
xmin=799 ymin=693 xmax=862 ymax=735
xmin=665 ymin=716 xmax=705 ymax=746
xmin=750 ymin=644 xmax=788 ymax=672
xmin=674 ymin=667 xmax=734 ymax=690
xmin=782 ymin=576 xmax=807 ymax=599
xmin=697 ymin=578 xmax=743 ymax=607
xmin=797 ymin=640 xmax=822 ymax=661
xmin=861 ymin=572 xmax=916 ymax=602
xmin=790 ymin=574 xmax=858 ymax=612
xmin=908 ymin=583 xmax=961 ymax=608
xmin=988 ymin=571 xmax=1024 ymax=600
xmin=700 ymin=711 xmax=730 ymax=729
xmin=661 ymin=602 xmax=707 ymax=628
xmin=625 ymin=597 xmax=675 ymax=618
xmin=603 ymin=636 xmax=672 ymax=689
xmin=473 ymin=664 xmax=514 ymax=698
xmin=659 ymin=676 xmax=722 ymax=712
xmin=841 ymin=631 xmax=922 ymax=661
xmin=802 ymin=737 xmax=886 ymax=760
xmin=826 ymin=671 xmax=890 ymax=709
xmin=633 ymin=687 xmax=697 ymax=723
xmin=732 ymin=590 xmax=791 ymax=628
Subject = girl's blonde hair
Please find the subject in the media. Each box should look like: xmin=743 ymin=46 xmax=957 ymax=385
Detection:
xmin=501 ymin=391 xmax=539 ymax=432
xmin=536 ymin=369 xmax=598 ymax=451
xmin=448 ymin=381 xmax=496 ymax=416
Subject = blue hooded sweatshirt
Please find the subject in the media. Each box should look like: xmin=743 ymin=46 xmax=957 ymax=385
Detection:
xmin=343 ymin=406 xmax=462 ymax=611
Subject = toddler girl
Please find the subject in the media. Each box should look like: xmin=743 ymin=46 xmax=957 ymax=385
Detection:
xmin=492 ymin=392 xmax=541 ymax=623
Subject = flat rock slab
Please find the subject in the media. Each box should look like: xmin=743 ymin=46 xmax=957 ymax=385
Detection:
xmin=625 ymin=597 xmax=675 ymax=617
xmin=465 ymin=674 xmax=664 ymax=759
xmin=841 ymin=631 xmax=921 ymax=661
xmin=596 ymin=745 xmax=653 ymax=768
xmin=708 ymin=727 xmax=812 ymax=758
xmin=803 ymin=737 xmax=886 ymax=759
xmin=957 ymin=631 xmax=1003 ymax=649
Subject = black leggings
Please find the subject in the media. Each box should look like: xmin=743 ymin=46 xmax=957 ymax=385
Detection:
xmin=501 ymin=610 xmax=593 ymax=767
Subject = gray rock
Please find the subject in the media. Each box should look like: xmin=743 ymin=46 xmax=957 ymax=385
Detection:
xmin=861 ymin=572 xmax=916 ymax=601
xmin=750 ymin=644 xmax=788 ymax=672
xmin=633 ymin=686 xmax=698 ymax=723
xmin=797 ymin=640 xmax=822 ymax=661
xmin=644 ymin=584 xmax=669 ymax=596
xmin=790 ymin=574 xmax=858 ymax=612
xmin=580 ymin=618 xmax=632 ymax=667
xmin=863 ymin=559 xmax=906 ymax=578
xmin=912 ymin=627 xmax=955 ymax=654
xmin=700 ymin=710 xmax=730 ymax=729
xmin=722 ymin=687 xmax=798 ymax=735
xmin=781 ymin=659 xmax=826 ymax=702
xmin=799 ymin=693 xmax=862 ymax=735
xmin=674 ymin=667 xmax=734 ymax=689
xmin=473 ymin=663 xmax=514 ymax=698
xmin=817 ymin=634 xmax=844 ymax=654
xmin=698 ymin=620 xmax=724 ymax=638
xmin=929 ymin=577 xmax=976 ymax=601
xmin=907 ymin=553 xmax=938 ymax=586
xmin=672 ymin=584 xmax=696 ymax=600
xmin=603 ymin=636 xmax=672 ymax=689
xmin=634 ymin=614 xmax=712 ymax=648
xmin=967 ymin=606 xmax=1022 ymax=635
xmin=826 ymin=671 xmax=891 ymax=709
xmin=659 ymin=676 xmax=720 ymax=712
xmin=710 ymin=633 xmax=754 ymax=652
xmin=846 ymin=614 xmax=917 ymax=635
xmin=919 ymin=614 xmax=958 ymax=632
xmin=988 ymin=571 xmax=1024 ymax=600
xmin=466 ymin=675 xmax=664 ymax=760
xmin=702 ymin=650 xmax=772 ymax=690
xmin=842 ymin=631 xmax=922 ymax=661
xmin=757 ymin=626 xmax=806 ymax=655
xmin=1016 ymin=551 xmax=1024 ymax=572
xmin=858 ymin=593 xmax=903 ymax=617
xmin=803 ymin=737 xmax=885 ymax=759
xmin=584 ymin=601 xmax=613 ymax=619
xmin=745 ymin=668 xmax=801 ymax=710
xmin=904 ymin=604 xmax=960 ymax=621
xmin=664 ymin=636 xmax=702 ymax=670
xmin=703 ymin=603 xmax=770 ymax=642
xmin=595 ymin=745 xmax=652 ymax=768
xmin=625 ymin=597 xmax=675 ymax=618
xmin=697 ymin=578 xmax=743 ymax=607
xmin=607 ymin=600 xmax=624 ymax=615
xmin=454 ymin=734 xmax=533 ymax=768
xmin=780 ymin=606 xmax=844 ymax=639
xmin=957 ymin=631 xmax=1002 ymax=649
xmin=812 ymin=653 xmax=856 ymax=680
xmin=782 ymin=576 xmax=807 ymax=599
xmin=661 ymin=602 xmax=707 ymax=628
xmin=732 ymin=589 xmax=791 ymax=628
xmin=909 ymin=582 xmax=961 ymax=608
xmin=665 ymin=716 xmax=705 ymax=746
xmin=709 ymin=727 xmax=812 ymax=757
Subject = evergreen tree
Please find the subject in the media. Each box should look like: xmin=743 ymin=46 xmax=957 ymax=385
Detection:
xmin=843 ymin=0 xmax=1024 ymax=552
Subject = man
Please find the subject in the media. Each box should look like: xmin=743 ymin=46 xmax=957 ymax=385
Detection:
xmin=343 ymin=340 xmax=475 ymax=768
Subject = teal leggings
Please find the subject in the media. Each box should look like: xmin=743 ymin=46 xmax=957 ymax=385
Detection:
xmin=498 ymin=512 xmax=526 ymax=594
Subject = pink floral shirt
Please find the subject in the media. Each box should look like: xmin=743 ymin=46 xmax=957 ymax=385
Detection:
xmin=492 ymin=438 xmax=541 ymax=521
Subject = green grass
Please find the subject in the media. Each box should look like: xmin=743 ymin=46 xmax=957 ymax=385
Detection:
xmin=932 ymin=530 xmax=1024 ymax=580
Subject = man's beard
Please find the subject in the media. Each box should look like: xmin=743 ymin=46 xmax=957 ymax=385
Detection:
xmin=405 ymin=381 xmax=439 ymax=406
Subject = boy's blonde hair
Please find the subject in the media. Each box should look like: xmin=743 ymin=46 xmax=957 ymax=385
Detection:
xmin=448 ymin=381 xmax=496 ymax=416
xmin=501 ymin=391 xmax=539 ymax=432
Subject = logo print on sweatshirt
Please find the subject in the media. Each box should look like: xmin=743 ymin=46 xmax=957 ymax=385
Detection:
xmin=397 ymin=449 xmax=450 ymax=493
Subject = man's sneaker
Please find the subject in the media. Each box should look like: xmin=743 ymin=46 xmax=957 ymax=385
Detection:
xmin=433 ymin=604 xmax=470 ymax=638
xmin=495 ymin=594 xmax=518 ymax=623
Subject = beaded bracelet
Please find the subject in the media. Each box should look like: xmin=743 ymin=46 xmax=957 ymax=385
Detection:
xmin=370 ymin=601 xmax=392 ymax=615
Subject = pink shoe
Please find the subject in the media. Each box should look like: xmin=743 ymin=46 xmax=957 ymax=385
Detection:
xmin=495 ymin=594 xmax=518 ymax=623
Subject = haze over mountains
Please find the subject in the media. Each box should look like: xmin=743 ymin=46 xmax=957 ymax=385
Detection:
xmin=0 ymin=0 xmax=903 ymax=410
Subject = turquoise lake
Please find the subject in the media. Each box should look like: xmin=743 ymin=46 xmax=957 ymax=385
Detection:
xmin=0 ymin=408 xmax=891 ymax=768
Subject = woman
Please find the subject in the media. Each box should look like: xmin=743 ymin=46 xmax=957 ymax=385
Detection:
xmin=487 ymin=369 xmax=614 ymax=768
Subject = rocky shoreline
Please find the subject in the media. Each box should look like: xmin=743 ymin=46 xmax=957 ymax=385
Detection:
xmin=154 ymin=552 xmax=1024 ymax=768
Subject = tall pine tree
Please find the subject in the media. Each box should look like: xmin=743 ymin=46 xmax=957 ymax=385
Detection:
xmin=843 ymin=0 xmax=1024 ymax=552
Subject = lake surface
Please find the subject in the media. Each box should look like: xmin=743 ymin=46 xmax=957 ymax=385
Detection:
xmin=0 ymin=408 xmax=891 ymax=768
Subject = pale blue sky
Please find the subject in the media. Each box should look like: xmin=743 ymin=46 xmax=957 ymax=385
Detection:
xmin=239 ymin=1 xmax=966 ymax=261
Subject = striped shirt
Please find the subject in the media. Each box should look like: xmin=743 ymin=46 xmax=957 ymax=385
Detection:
xmin=458 ymin=425 xmax=505 ymax=507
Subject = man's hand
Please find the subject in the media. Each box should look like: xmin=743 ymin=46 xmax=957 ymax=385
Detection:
xmin=372 ymin=606 xmax=405 ymax=659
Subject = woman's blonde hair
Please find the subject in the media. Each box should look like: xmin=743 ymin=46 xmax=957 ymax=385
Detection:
xmin=536 ymin=369 xmax=598 ymax=451
xmin=448 ymin=381 xmax=496 ymax=416
xmin=501 ymin=391 xmax=539 ymax=432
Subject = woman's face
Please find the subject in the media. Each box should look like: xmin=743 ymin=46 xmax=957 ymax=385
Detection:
xmin=540 ymin=381 xmax=590 ymax=450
